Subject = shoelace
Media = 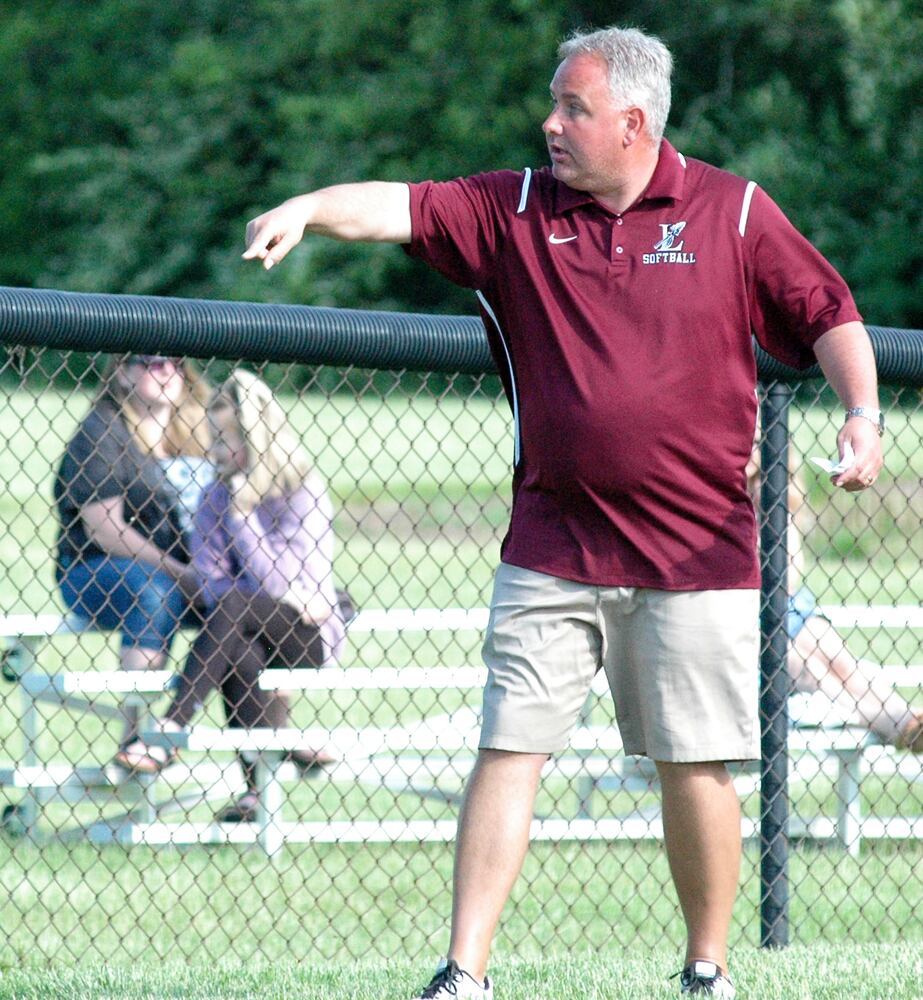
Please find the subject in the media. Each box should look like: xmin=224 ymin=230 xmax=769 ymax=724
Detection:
xmin=671 ymin=964 xmax=727 ymax=994
xmin=421 ymin=962 xmax=464 ymax=998
xmin=681 ymin=973 xmax=710 ymax=994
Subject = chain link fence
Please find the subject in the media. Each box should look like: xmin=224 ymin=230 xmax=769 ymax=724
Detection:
xmin=0 ymin=301 xmax=922 ymax=966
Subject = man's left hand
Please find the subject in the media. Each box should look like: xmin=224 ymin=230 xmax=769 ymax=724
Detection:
xmin=834 ymin=417 xmax=883 ymax=492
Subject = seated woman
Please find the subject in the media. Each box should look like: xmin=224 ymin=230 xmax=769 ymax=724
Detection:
xmin=120 ymin=369 xmax=348 ymax=821
xmin=54 ymin=354 xmax=212 ymax=765
xmin=786 ymin=587 xmax=923 ymax=749
xmin=748 ymin=445 xmax=923 ymax=751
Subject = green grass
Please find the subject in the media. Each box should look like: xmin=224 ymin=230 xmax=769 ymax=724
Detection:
xmin=1 ymin=837 xmax=921 ymax=967
xmin=1 ymin=945 xmax=922 ymax=999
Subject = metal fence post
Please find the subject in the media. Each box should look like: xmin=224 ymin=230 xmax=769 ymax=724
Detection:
xmin=759 ymin=382 xmax=792 ymax=949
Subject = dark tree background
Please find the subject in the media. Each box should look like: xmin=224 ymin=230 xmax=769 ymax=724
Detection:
xmin=1 ymin=0 xmax=920 ymax=327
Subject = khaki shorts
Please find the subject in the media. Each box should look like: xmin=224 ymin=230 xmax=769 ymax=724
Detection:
xmin=479 ymin=563 xmax=760 ymax=762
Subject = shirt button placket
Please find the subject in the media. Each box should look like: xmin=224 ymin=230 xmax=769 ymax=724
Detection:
xmin=610 ymin=215 xmax=628 ymax=266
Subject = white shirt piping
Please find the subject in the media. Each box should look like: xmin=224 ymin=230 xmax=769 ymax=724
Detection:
xmin=516 ymin=168 xmax=532 ymax=214
xmin=738 ymin=180 xmax=758 ymax=237
xmin=476 ymin=290 xmax=521 ymax=467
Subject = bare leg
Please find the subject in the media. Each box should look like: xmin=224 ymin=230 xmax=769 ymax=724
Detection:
xmin=447 ymin=749 xmax=547 ymax=981
xmin=790 ymin=616 xmax=917 ymax=743
xmin=121 ymin=647 xmax=166 ymax=671
xmin=657 ymin=760 xmax=740 ymax=971
xmin=118 ymin=646 xmax=166 ymax=746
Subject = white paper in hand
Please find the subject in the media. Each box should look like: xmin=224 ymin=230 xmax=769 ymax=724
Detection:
xmin=809 ymin=441 xmax=855 ymax=476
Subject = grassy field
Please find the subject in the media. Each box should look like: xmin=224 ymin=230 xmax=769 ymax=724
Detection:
xmin=1 ymin=381 xmax=923 ymax=995
xmin=2 ymin=837 xmax=922 ymax=963
xmin=2 ymin=944 xmax=923 ymax=999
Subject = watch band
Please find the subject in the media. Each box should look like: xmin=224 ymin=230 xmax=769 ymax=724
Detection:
xmin=844 ymin=406 xmax=885 ymax=436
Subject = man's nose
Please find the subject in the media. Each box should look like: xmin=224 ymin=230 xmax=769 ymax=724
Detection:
xmin=543 ymin=109 xmax=562 ymax=135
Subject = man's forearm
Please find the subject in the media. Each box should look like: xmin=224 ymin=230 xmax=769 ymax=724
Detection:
xmin=298 ymin=182 xmax=412 ymax=243
xmin=813 ymin=321 xmax=880 ymax=409
xmin=812 ymin=320 xmax=884 ymax=490
xmin=243 ymin=181 xmax=412 ymax=269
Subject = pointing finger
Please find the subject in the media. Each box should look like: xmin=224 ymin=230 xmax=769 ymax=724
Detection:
xmin=259 ymin=232 xmax=300 ymax=269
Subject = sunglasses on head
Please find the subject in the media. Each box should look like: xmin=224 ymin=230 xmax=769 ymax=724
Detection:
xmin=126 ymin=355 xmax=183 ymax=372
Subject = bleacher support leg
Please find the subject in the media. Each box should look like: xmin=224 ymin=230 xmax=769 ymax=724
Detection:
xmin=17 ymin=639 xmax=43 ymax=839
xmin=132 ymin=698 xmax=157 ymax=828
xmin=835 ymin=749 xmax=863 ymax=858
xmin=255 ymin=752 xmax=284 ymax=857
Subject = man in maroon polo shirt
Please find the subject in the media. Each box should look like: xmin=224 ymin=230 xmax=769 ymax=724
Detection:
xmin=244 ymin=25 xmax=883 ymax=999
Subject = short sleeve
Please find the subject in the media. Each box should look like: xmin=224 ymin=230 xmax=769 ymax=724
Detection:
xmin=745 ymin=187 xmax=863 ymax=370
xmin=402 ymin=170 xmax=526 ymax=288
xmin=60 ymin=410 xmax=128 ymax=508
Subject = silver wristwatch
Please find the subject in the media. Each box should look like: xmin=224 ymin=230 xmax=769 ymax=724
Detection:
xmin=844 ymin=406 xmax=885 ymax=436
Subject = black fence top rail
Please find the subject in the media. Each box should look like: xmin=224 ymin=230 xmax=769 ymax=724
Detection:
xmin=1 ymin=286 xmax=921 ymax=384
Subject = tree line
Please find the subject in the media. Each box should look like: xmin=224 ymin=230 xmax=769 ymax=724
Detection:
xmin=2 ymin=0 xmax=920 ymax=331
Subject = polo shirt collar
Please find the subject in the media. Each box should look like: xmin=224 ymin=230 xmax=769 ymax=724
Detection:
xmin=553 ymin=138 xmax=687 ymax=215
xmin=643 ymin=139 xmax=686 ymax=202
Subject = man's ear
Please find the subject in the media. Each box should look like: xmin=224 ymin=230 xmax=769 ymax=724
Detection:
xmin=622 ymin=107 xmax=646 ymax=147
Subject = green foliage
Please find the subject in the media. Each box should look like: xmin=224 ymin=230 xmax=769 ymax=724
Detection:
xmin=0 ymin=0 xmax=919 ymax=326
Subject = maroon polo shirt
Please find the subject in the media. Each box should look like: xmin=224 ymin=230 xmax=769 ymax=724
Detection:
xmin=403 ymin=140 xmax=862 ymax=590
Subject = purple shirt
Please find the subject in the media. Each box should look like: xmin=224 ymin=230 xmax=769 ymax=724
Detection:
xmin=403 ymin=141 xmax=862 ymax=589
xmin=192 ymin=476 xmax=346 ymax=664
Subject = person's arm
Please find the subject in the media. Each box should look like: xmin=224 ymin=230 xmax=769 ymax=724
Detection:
xmin=812 ymin=321 xmax=884 ymax=492
xmin=242 ymin=182 xmax=412 ymax=270
xmin=190 ymin=485 xmax=236 ymax=608
xmin=231 ymin=516 xmax=335 ymax=625
xmin=288 ymin=482 xmax=340 ymax=625
xmin=231 ymin=490 xmax=337 ymax=625
xmin=80 ymin=497 xmax=196 ymax=594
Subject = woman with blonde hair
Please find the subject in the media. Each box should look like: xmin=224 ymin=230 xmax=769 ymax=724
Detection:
xmin=121 ymin=369 xmax=348 ymax=819
xmin=54 ymin=354 xmax=213 ymax=766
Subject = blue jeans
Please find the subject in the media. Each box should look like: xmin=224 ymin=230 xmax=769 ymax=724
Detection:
xmin=57 ymin=556 xmax=196 ymax=652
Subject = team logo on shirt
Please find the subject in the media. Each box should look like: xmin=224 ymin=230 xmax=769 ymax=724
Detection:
xmin=642 ymin=222 xmax=697 ymax=264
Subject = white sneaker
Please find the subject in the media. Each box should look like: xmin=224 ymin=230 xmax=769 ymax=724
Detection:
xmin=414 ymin=959 xmax=493 ymax=999
xmin=678 ymin=960 xmax=736 ymax=997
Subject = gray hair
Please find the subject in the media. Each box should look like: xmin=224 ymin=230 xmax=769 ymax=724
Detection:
xmin=558 ymin=26 xmax=673 ymax=145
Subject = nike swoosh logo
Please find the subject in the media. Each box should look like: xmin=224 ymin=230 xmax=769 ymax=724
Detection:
xmin=549 ymin=233 xmax=578 ymax=244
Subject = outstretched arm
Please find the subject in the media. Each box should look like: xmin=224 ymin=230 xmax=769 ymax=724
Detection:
xmin=813 ymin=320 xmax=884 ymax=492
xmin=242 ymin=182 xmax=411 ymax=270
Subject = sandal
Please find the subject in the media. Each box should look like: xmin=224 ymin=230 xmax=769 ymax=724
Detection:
xmin=215 ymin=790 xmax=260 ymax=823
xmin=113 ymin=740 xmax=176 ymax=775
